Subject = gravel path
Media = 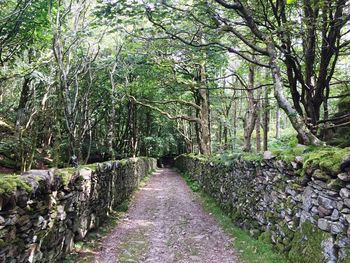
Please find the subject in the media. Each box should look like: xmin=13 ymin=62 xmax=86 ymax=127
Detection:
xmin=93 ymin=168 xmax=242 ymax=263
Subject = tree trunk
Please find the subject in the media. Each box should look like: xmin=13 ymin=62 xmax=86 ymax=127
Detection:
xmin=131 ymin=99 xmax=138 ymax=158
xmin=267 ymin=41 xmax=322 ymax=146
xmin=243 ymin=65 xmax=258 ymax=152
xmin=233 ymin=95 xmax=237 ymax=150
xmin=195 ymin=63 xmax=211 ymax=155
xmin=276 ymin=107 xmax=280 ymax=139
xmin=255 ymin=88 xmax=262 ymax=152
xmin=263 ymin=86 xmax=270 ymax=151
xmin=107 ymin=64 xmax=117 ymax=160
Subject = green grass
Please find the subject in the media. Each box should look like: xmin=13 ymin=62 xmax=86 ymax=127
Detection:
xmin=181 ymin=172 xmax=287 ymax=263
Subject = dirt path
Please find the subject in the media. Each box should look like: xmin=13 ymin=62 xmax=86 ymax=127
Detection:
xmin=93 ymin=169 xmax=242 ymax=263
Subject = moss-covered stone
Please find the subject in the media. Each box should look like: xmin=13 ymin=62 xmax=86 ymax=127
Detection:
xmin=259 ymin=231 xmax=272 ymax=244
xmin=339 ymin=245 xmax=350 ymax=263
xmin=288 ymin=221 xmax=332 ymax=263
xmin=327 ymin=178 xmax=345 ymax=190
xmin=118 ymin=159 xmax=128 ymax=166
xmin=272 ymin=145 xmax=308 ymax=163
xmin=312 ymin=169 xmax=331 ymax=181
xmin=81 ymin=163 xmax=98 ymax=170
xmin=55 ymin=168 xmax=76 ymax=186
xmin=303 ymin=147 xmax=350 ymax=175
xmin=0 ymin=174 xmax=32 ymax=194
xmin=241 ymin=152 xmax=263 ymax=162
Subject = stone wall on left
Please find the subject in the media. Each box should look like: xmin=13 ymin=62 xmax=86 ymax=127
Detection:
xmin=0 ymin=157 xmax=156 ymax=263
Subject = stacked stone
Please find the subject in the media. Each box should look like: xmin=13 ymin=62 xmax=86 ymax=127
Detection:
xmin=0 ymin=157 xmax=156 ymax=263
xmin=175 ymin=154 xmax=350 ymax=262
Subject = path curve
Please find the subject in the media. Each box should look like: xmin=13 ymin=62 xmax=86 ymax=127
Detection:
xmin=93 ymin=168 xmax=242 ymax=263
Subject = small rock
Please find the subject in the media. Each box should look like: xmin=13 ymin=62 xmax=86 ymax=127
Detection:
xmin=263 ymin=151 xmax=275 ymax=160
xmin=344 ymin=198 xmax=350 ymax=208
xmin=313 ymin=169 xmax=331 ymax=181
xmin=322 ymin=237 xmax=337 ymax=262
xmin=57 ymin=205 xmax=66 ymax=221
xmin=318 ymin=206 xmax=332 ymax=217
xmin=337 ymin=201 xmax=344 ymax=210
xmin=341 ymin=208 xmax=350 ymax=213
xmin=311 ymin=206 xmax=319 ymax=214
xmin=318 ymin=196 xmax=336 ymax=210
xmin=341 ymin=156 xmax=350 ymax=173
xmin=338 ymin=173 xmax=350 ymax=182
xmin=330 ymin=222 xmax=344 ymax=234
xmin=340 ymin=188 xmax=350 ymax=199
xmin=303 ymin=186 xmax=314 ymax=211
xmin=295 ymin=156 xmax=304 ymax=164
xmin=291 ymin=161 xmax=298 ymax=169
xmin=318 ymin=218 xmax=331 ymax=231
xmin=337 ymin=237 xmax=350 ymax=248
xmin=344 ymin=214 xmax=350 ymax=224
xmin=331 ymin=209 xmax=340 ymax=221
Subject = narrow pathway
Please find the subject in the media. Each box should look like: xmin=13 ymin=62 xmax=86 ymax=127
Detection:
xmin=93 ymin=169 xmax=242 ymax=263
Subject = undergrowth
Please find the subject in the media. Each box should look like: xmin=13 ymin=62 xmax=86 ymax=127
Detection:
xmin=181 ymin=172 xmax=287 ymax=263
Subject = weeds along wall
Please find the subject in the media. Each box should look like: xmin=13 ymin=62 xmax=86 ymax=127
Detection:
xmin=0 ymin=157 xmax=156 ymax=262
xmin=175 ymin=153 xmax=350 ymax=263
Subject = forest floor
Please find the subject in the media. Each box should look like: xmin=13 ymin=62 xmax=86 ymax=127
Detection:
xmin=92 ymin=168 xmax=242 ymax=263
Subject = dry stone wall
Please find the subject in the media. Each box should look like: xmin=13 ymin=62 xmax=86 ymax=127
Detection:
xmin=0 ymin=157 xmax=156 ymax=263
xmin=175 ymin=154 xmax=350 ymax=263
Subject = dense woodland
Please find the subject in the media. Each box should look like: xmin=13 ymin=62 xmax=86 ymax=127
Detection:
xmin=0 ymin=0 xmax=350 ymax=172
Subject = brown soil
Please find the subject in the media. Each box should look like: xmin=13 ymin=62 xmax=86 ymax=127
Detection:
xmin=93 ymin=168 xmax=242 ymax=263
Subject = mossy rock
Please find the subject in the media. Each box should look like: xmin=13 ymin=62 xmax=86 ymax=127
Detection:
xmin=327 ymin=178 xmax=345 ymax=190
xmin=55 ymin=167 xmax=76 ymax=186
xmin=288 ymin=221 xmax=332 ymax=263
xmin=241 ymin=152 xmax=263 ymax=162
xmin=272 ymin=145 xmax=308 ymax=163
xmin=118 ymin=159 xmax=129 ymax=166
xmin=302 ymin=147 xmax=350 ymax=176
xmin=81 ymin=163 xmax=98 ymax=170
xmin=339 ymin=245 xmax=350 ymax=263
xmin=312 ymin=169 xmax=331 ymax=182
xmin=258 ymin=231 xmax=272 ymax=244
xmin=0 ymin=174 xmax=32 ymax=194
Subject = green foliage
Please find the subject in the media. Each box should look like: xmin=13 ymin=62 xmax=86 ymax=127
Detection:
xmin=116 ymin=199 xmax=130 ymax=212
xmin=0 ymin=136 xmax=20 ymax=169
xmin=182 ymin=172 xmax=201 ymax=192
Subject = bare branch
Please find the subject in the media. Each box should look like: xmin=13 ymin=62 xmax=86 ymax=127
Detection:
xmin=128 ymin=95 xmax=201 ymax=123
